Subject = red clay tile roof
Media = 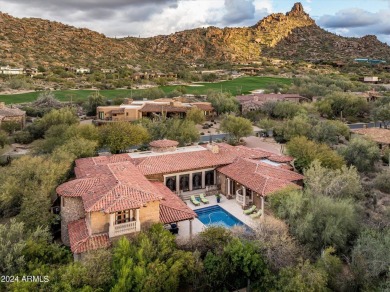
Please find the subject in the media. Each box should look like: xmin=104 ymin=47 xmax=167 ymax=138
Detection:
xmin=352 ymin=128 xmax=390 ymax=144
xmin=218 ymin=158 xmax=303 ymax=196
xmin=191 ymin=103 xmax=214 ymax=111
xmin=267 ymin=155 xmax=294 ymax=163
xmin=149 ymin=139 xmax=179 ymax=148
xmin=58 ymin=143 xmax=298 ymax=215
xmin=133 ymin=146 xmax=233 ymax=176
xmin=153 ymin=182 xmax=197 ymax=224
xmin=57 ymin=161 xmax=162 ymax=213
xmin=133 ymin=144 xmax=289 ymax=176
xmin=139 ymin=103 xmax=188 ymax=113
xmin=68 ymin=219 xmax=111 ymax=254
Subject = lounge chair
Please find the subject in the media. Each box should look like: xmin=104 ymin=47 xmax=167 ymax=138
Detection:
xmin=190 ymin=195 xmax=200 ymax=206
xmin=243 ymin=205 xmax=256 ymax=215
xmin=250 ymin=209 xmax=263 ymax=219
xmin=199 ymin=194 xmax=209 ymax=204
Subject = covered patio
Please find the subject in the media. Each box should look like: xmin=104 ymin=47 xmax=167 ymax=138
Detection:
xmin=217 ymin=158 xmax=304 ymax=215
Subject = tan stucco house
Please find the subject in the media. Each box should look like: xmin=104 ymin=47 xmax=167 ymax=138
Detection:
xmin=56 ymin=140 xmax=303 ymax=259
xmin=96 ymin=99 xmax=215 ymax=122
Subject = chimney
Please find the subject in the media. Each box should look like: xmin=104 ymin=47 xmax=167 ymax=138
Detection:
xmin=0 ymin=102 xmax=5 ymax=109
xmin=207 ymin=142 xmax=219 ymax=154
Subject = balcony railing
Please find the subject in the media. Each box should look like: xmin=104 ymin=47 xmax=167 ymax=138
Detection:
xmin=109 ymin=221 xmax=138 ymax=237
xmin=236 ymin=189 xmax=252 ymax=206
xmin=236 ymin=189 xmax=244 ymax=204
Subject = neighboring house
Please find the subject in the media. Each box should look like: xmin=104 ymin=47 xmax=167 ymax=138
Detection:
xmin=101 ymin=68 xmax=117 ymax=73
xmin=24 ymin=67 xmax=40 ymax=77
xmin=56 ymin=140 xmax=303 ymax=259
xmin=0 ymin=66 xmax=24 ymax=75
xmin=75 ymin=68 xmax=91 ymax=74
xmin=130 ymin=72 xmax=177 ymax=81
xmin=361 ymin=76 xmax=381 ymax=84
xmin=0 ymin=102 xmax=26 ymax=129
xmin=352 ymin=91 xmax=383 ymax=102
xmin=238 ymin=67 xmax=263 ymax=75
xmin=236 ymin=93 xmax=305 ymax=114
xmin=96 ymin=99 xmax=215 ymax=122
xmin=351 ymin=128 xmax=390 ymax=154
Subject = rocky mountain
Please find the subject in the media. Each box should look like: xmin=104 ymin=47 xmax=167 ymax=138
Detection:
xmin=0 ymin=2 xmax=389 ymax=68
xmin=135 ymin=3 xmax=315 ymax=62
xmin=262 ymin=24 xmax=390 ymax=62
xmin=0 ymin=12 xmax=140 ymax=68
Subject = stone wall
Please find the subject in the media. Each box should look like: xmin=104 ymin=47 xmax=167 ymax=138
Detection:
xmin=139 ymin=200 xmax=160 ymax=229
xmin=218 ymin=172 xmax=227 ymax=195
xmin=61 ymin=196 xmax=85 ymax=246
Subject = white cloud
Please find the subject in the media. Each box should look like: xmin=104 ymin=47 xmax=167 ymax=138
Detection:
xmin=318 ymin=8 xmax=390 ymax=43
xmin=0 ymin=0 xmax=275 ymax=37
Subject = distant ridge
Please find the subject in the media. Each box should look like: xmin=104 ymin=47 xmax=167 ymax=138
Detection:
xmin=0 ymin=2 xmax=389 ymax=68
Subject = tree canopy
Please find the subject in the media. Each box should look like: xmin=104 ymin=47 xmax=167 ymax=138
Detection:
xmin=206 ymin=91 xmax=239 ymax=115
xmin=219 ymin=115 xmax=253 ymax=143
xmin=287 ymin=136 xmax=345 ymax=172
xmin=186 ymin=107 xmax=206 ymax=125
xmin=339 ymin=136 xmax=380 ymax=172
xmin=99 ymin=121 xmax=149 ymax=153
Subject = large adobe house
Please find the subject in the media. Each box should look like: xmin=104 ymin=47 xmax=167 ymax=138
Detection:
xmin=236 ymin=94 xmax=305 ymax=114
xmin=95 ymin=98 xmax=215 ymax=122
xmin=56 ymin=140 xmax=303 ymax=259
xmin=351 ymin=128 xmax=390 ymax=154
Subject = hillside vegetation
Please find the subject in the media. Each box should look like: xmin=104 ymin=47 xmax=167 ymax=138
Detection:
xmin=1 ymin=3 xmax=389 ymax=68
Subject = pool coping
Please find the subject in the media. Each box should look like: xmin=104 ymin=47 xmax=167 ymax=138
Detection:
xmin=194 ymin=205 xmax=247 ymax=228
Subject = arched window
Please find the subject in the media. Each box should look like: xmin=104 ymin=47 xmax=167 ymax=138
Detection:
xmin=192 ymin=172 xmax=202 ymax=190
xmin=205 ymin=171 xmax=214 ymax=186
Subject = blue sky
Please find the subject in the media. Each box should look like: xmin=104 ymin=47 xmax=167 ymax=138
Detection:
xmin=0 ymin=0 xmax=389 ymax=44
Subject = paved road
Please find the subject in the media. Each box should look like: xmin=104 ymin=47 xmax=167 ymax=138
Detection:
xmin=348 ymin=121 xmax=389 ymax=129
xmin=200 ymin=133 xmax=229 ymax=143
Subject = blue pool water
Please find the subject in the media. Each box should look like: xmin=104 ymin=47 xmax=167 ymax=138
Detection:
xmin=195 ymin=205 xmax=245 ymax=228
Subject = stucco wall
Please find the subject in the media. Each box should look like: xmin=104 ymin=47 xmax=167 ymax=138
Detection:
xmin=96 ymin=106 xmax=139 ymax=121
xmin=89 ymin=211 xmax=110 ymax=234
xmin=61 ymin=197 xmax=85 ymax=246
xmin=139 ymin=201 xmax=160 ymax=229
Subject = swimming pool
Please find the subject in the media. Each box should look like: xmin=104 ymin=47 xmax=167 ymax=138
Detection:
xmin=194 ymin=205 xmax=245 ymax=228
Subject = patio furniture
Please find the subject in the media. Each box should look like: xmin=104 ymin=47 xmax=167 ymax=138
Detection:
xmin=199 ymin=194 xmax=209 ymax=204
xmin=243 ymin=205 xmax=256 ymax=215
xmin=190 ymin=195 xmax=200 ymax=206
xmin=250 ymin=209 xmax=262 ymax=219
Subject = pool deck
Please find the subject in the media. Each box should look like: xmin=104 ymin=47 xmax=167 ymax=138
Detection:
xmin=177 ymin=195 xmax=260 ymax=240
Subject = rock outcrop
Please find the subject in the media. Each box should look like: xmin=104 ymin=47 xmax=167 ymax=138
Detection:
xmin=0 ymin=2 xmax=389 ymax=67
